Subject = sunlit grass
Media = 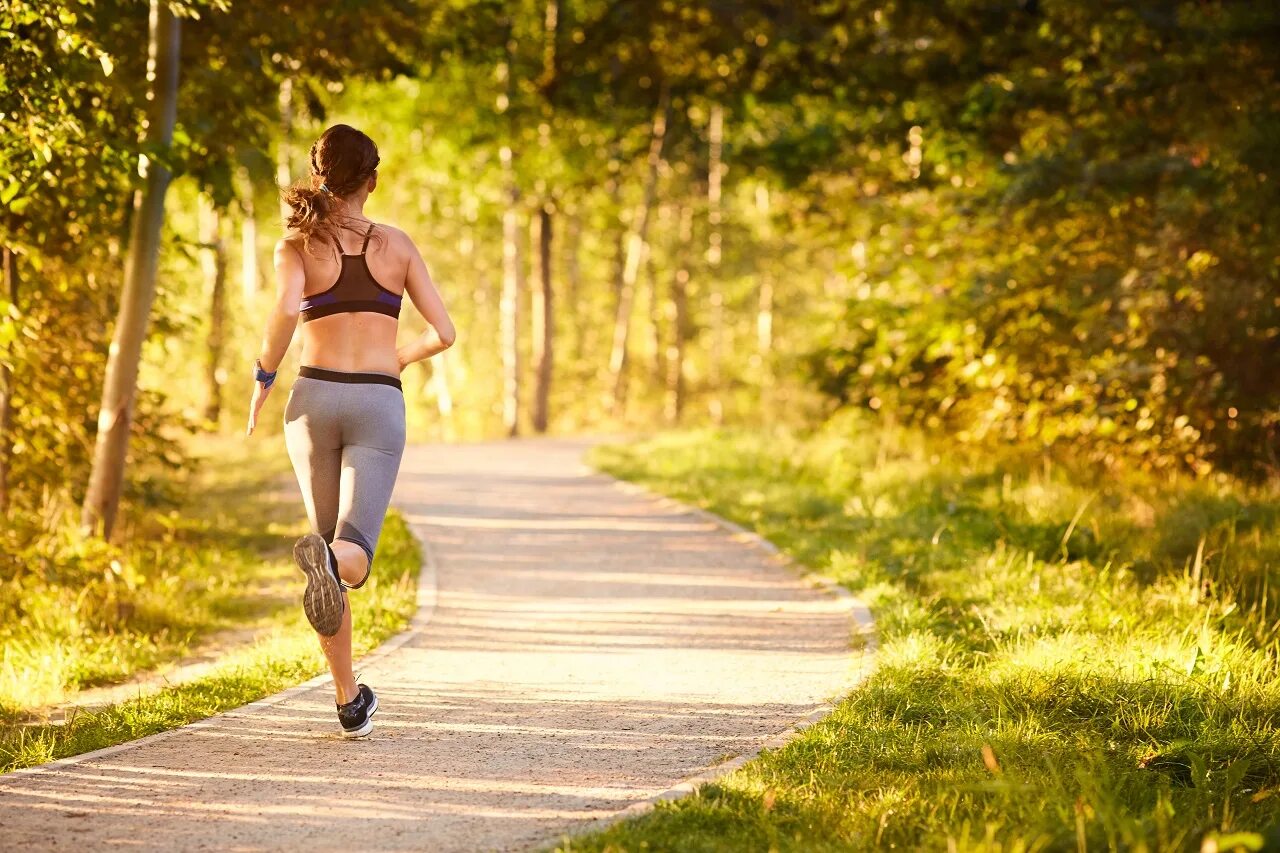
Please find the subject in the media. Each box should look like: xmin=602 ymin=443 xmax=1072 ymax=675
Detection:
xmin=0 ymin=436 xmax=423 ymax=773
xmin=0 ymin=437 xmax=300 ymax=715
xmin=568 ymin=417 xmax=1280 ymax=852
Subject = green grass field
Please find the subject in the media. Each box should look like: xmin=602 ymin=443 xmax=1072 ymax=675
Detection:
xmin=570 ymin=419 xmax=1280 ymax=852
xmin=0 ymin=437 xmax=423 ymax=773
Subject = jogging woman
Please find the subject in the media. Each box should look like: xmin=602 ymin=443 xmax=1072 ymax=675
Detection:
xmin=246 ymin=124 xmax=455 ymax=738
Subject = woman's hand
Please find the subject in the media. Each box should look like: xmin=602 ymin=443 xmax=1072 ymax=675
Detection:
xmin=246 ymin=381 xmax=273 ymax=436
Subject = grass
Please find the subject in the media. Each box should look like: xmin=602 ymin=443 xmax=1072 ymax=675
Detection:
xmin=0 ymin=436 xmax=423 ymax=773
xmin=566 ymin=416 xmax=1280 ymax=852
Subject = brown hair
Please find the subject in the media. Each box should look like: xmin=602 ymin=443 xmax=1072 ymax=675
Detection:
xmin=282 ymin=124 xmax=381 ymax=253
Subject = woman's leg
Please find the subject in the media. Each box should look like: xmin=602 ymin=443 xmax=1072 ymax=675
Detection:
xmin=284 ymin=381 xmax=358 ymax=704
xmin=317 ymin=588 xmax=356 ymax=704
xmin=332 ymin=385 xmax=407 ymax=591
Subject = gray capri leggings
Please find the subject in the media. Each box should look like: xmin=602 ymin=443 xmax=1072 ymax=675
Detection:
xmin=284 ymin=366 xmax=407 ymax=568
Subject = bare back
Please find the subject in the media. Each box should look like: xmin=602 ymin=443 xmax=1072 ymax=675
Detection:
xmin=286 ymin=222 xmax=414 ymax=375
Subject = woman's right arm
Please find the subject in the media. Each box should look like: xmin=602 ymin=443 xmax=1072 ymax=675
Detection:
xmin=246 ymin=239 xmax=306 ymax=435
xmin=396 ymin=236 xmax=456 ymax=371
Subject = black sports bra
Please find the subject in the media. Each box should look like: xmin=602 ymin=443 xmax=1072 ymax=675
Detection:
xmin=299 ymin=222 xmax=403 ymax=322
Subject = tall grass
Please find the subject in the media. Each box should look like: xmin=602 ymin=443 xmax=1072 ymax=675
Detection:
xmin=573 ymin=415 xmax=1280 ymax=851
xmin=0 ymin=437 xmax=298 ymax=717
xmin=0 ymin=434 xmax=424 ymax=772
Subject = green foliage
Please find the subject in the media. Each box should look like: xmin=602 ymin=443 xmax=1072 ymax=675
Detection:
xmin=577 ymin=424 xmax=1280 ymax=851
xmin=0 ymin=441 xmax=423 ymax=770
xmin=0 ymin=436 xmax=297 ymax=715
xmin=804 ymin=2 xmax=1280 ymax=476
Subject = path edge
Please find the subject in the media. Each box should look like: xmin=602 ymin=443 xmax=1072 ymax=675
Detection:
xmin=1 ymin=527 xmax=439 ymax=780
xmin=558 ymin=460 xmax=879 ymax=842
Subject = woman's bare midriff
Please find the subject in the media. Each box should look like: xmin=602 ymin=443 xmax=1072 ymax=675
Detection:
xmin=299 ymin=313 xmax=402 ymax=376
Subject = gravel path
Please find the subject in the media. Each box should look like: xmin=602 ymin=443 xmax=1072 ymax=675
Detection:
xmin=0 ymin=438 xmax=874 ymax=851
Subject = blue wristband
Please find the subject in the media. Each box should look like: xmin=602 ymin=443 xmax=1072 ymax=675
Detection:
xmin=254 ymin=359 xmax=277 ymax=389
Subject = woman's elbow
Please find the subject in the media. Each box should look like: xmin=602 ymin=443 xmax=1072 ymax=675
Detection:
xmin=437 ymin=323 xmax=457 ymax=349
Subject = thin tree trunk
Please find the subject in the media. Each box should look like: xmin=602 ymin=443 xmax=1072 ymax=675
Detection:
xmin=498 ymin=31 xmax=521 ymax=437
xmin=199 ymin=196 xmax=228 ymax=425
xmin=665 ymin=204 xmax=691 ymax=424
xmin=238 ymin=167 xmax=260 ymax=302
xmin=0 ymin=242 xmax=17 ymax=513
xmin=607 ymin=91 xmax=669 ymax=416
xmin=276 ymin=78 xmax=294 ymax=223
xmin=755 ymin=186 xmax=775 ymax=401
xmin=81 ymin=0 xmax=180 ymax=539
xmin=500 ymin=180 xmax=521 ymax=437
xmin=531 ymin=205 xmax=554 ymax=432
xmin=428 ymin=354 xmax=455 ymax=441
xmin=707 ymin=102 xmax=725 ymax=425
xmin=646 ymin=204 xmax=668 ymax=386
xmin=565 ymin=212 xmax=583 ymax=363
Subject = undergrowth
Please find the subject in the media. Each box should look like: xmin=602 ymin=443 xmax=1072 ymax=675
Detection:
xmin=568 ymin=415 xmax=1280 ymax=852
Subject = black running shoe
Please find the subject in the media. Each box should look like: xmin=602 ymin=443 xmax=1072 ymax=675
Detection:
xmin=337 ymin=684 xmax=379 ymax=738
xmin=294 ymin=533 xmax=344 ymax=637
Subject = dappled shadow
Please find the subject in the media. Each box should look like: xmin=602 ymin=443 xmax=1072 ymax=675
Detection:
xmin=0 ymin=439 xmax=861 ymax=852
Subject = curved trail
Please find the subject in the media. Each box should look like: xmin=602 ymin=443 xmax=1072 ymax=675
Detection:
xmin=0 ymin=439 xmax=874 ymax=851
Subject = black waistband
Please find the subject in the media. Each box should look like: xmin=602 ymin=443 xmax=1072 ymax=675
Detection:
xmin=298 ymin=365 xmax=402 ymax=390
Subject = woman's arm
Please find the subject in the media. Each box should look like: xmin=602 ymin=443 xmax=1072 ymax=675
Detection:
xmin=396 ymin=237 xmax=456 ymax=371
xmin=246 ymin=239 xmax=306 ymax=435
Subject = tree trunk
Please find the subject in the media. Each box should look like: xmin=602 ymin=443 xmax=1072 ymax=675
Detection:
xmin=645 ymin=210 xmax=664 ymax=386
xmin=0 ymin=242 xmax=17 ymax=514
xmin=531 ymin=205 xmax=554 ymax=432
xmin=428 ymin=354 xmax=456 ymax=441
xmin=565 ymin=212 xmax=583 ymax=363
xmin=607 ymin=92 xmax=669 ymax=417
xmin=500 ymin=176 xmax=521 ymax=437
xmin=81 ymin=1 xmax=180 ymax=539
xmin=498 ymin=31 xmax=521 ymax=437
xmin=706 ymin=102 xmax=725 ymax=425
xmin=276 ymin=77 xmax=294 ymax=223
xmin=200 ymin=196 xmax=228 ymax=425
xmin=664 ymin=204 xmax=692 ymax=425
xmin=238 ymin=167 xmax=260 ymax=302
xmin=755 ymin=186 xmax=775 ymax=401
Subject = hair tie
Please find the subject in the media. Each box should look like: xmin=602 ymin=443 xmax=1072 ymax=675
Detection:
xmin=319 ymin=183 xmax=331 ymax=194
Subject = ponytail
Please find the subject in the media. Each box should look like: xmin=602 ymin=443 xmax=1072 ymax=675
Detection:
xmin=281 ymin=124 xmax=381 ymax=254
xmin=282 ymin=183 xmax=343 ymax=253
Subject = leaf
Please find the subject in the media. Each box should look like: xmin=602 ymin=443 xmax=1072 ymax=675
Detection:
xmin=99 ymin=52 xmax=114 ymax=77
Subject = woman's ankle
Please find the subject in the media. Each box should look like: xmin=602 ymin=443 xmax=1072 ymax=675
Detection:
xmin=335 ymin=678 xmax=360 ymax=705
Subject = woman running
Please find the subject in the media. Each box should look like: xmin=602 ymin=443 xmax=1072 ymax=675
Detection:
xmin=246 ymin=124 xmax=455 ymax=738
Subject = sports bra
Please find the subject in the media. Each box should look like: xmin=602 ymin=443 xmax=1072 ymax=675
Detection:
xmin=299 ymin=222 xmax=403 ymax=322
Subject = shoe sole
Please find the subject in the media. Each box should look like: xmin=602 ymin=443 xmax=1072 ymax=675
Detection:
xmin=294 ymin=534 xmax=343 ymax=637
xmin=342 ymin=694 xmax=379 ymax=739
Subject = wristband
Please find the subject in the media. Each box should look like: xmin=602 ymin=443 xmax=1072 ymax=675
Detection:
xmin=254 ymin=359 xmax=277 ymax=390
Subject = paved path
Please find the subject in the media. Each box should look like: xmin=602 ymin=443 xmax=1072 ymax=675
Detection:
xmin=0 ymin=439 xmax=873 ymax=851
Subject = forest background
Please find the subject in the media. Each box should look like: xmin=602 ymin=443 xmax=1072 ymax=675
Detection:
xmin=4 ymin=1 xmax=1280 ymax=846
xmin=4 ymin=0 xmax=1278 ymax=539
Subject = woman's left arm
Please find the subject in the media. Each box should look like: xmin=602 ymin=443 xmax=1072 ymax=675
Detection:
xmin=246 ymin=239 xmax=306 ymax=436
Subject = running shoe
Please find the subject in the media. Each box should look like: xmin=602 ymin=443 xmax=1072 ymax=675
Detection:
xmin=293 ymin=533 xmax=344 ymax=636
xmin=337 ymin=683 xmax=379 ymax=738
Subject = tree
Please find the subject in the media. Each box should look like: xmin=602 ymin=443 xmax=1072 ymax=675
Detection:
xmin=199 ymin=195 xmax=227 ymax=424
xmin=81 ymin=0 xmax=181 ymax=538
xmin=531 ymin=204 xmax=554 ymax=432
xmin=606 ymin=91 xmax=669 ymax=416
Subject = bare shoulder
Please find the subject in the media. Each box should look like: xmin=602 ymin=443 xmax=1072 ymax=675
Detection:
xmin=374 ymin=223 xmax=423 ymax=260
xmin=275 ymin=234 xmax=306 ymax=263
